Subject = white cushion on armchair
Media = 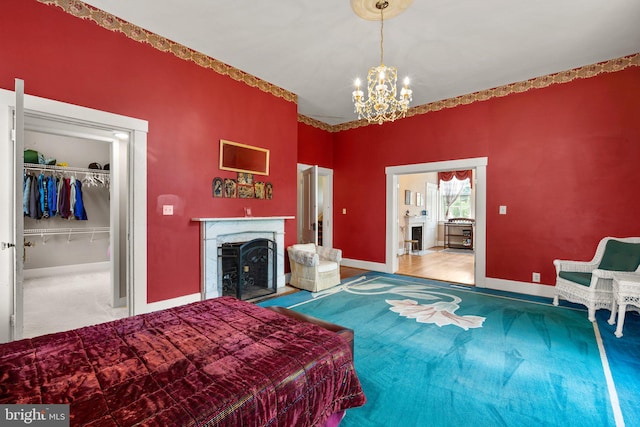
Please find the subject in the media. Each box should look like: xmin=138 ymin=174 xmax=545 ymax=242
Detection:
xmin=287 ymin=243 xmax=342 ymax=292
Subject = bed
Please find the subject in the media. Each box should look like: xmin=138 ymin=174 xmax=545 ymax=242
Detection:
xmin=0 ymin=296 xmax=365 ymax=426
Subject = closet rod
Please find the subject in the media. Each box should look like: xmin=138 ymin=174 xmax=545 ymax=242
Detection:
xmin=24 ymin=164 xmax=110 ymax=176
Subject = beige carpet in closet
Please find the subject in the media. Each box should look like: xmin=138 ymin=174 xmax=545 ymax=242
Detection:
xmin=23 ymin=270 xmax=127 ymax=338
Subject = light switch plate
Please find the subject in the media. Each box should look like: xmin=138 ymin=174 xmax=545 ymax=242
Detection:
xmin=499 ymin=205 xmax=507 ymax=215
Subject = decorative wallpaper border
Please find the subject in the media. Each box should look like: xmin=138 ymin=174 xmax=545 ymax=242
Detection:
xmin=330 ymin=53 xmax=640 ymax=132
xmin=40 ymin=1 xmax=638 ymax=133
xmin=298 ymin=115 xmax=335 ymax=132
xmin=39 ymin=0 xmax=297 ymax=104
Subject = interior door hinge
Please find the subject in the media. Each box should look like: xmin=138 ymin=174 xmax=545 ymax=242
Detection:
xmin=11 ymin=129 xmax=16 ymax=142
xmin=10 ymin=314 xmax=15 ymax=327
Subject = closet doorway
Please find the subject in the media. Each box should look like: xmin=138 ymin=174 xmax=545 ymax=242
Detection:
xmin=21 ymin=114 xmax=129 ymax=338
xmin=0 ymin=85 xmax=148 ymax=343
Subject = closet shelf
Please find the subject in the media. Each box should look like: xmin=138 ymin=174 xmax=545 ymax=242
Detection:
xmin=24 ymin=227 xmax=110 ymax=242
xmin=24 ymin=227 xmax=110 ymax=235
xmin=24 ymin=163 xmax=110 ymax=176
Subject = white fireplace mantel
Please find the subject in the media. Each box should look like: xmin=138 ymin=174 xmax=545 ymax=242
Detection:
xmin=192 ymin=216 xmax=294 ymax=299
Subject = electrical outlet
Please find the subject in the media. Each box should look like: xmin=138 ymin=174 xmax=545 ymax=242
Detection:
xmin=162 ymin=205 xmax=174 ymax=216
xmin=532 ymin=272 xmax=540 ymax=283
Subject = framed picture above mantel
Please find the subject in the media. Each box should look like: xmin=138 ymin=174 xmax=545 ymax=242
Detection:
xmin=219 ymin=139 xmax=270 ymax=175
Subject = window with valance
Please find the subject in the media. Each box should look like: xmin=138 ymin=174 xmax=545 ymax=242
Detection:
xmin=438 ymin=170 xmax=473 ymax=220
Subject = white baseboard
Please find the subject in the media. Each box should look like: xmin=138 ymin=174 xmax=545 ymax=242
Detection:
xmin=141 ymin=293 xmax=201 ymax=315
xmin=340 ymin=257 xmax=556 ymax=299
xmin=24 ymin=262 xmax=110 ymax=279
xmin=483 ymin=277 xmax=555 ymax=299
xmin=342 ymin=258 xmax=387 ymax=273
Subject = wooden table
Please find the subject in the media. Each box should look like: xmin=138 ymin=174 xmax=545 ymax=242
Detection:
xmin=607 ymin=272 xmax=640 ymax=338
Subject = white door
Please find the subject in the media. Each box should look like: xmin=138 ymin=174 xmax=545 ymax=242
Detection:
xmin=0 ymin=80 xmax=25 ymax=342
xmin=13 ymin=80 xmax=25 ymax=340
xmin=301 ymin=165 xmax=318 ymax=244
xmin=425 ymin=182 xmax=438 ymax=249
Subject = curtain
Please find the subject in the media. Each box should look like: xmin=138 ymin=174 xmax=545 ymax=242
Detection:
xmin=438 ymin=170 xmax=472 ymax=188
xmin=440 ymin=177 xmax=468 ymax=219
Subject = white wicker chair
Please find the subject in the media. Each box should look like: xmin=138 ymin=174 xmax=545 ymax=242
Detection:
xmin=553 ymin=236 xmax=640 ymax=322
xmin=287 ymin=243 xmax=342 ymax=292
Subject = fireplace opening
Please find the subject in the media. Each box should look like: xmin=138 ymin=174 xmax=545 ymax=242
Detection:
xmin=218 ymin=238 xmax=277 ymax=300
xmin=411 ymin=226 xmax=423 ymax=251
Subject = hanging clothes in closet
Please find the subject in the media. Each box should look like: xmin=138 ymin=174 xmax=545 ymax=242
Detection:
xmin=22 ymin=170 xmax=93 ymax=221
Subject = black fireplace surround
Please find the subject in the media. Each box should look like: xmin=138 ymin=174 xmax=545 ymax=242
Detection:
xmin=218 ymin=238 xmax=277 ymax=300
xmin=411 ymin=226 xmax=423 ymax=251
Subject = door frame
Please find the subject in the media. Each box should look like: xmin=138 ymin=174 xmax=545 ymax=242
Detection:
xmin=297 ymin=164 xmax=333 ymax=248
xmin=22 ymin=114 xmax=130 ymax=309
xmin=385 ymin=157 xmax=488 ymax=287
xmin=0 ymin=88 xmax=148 ymax=342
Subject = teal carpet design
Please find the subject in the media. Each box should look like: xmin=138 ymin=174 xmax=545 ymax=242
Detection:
xmin=261 ymin=274 xmax=639 ymax=427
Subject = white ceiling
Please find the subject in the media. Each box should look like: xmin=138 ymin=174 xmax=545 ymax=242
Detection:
xmin=81 ymin=0 xmax=640 ymax=125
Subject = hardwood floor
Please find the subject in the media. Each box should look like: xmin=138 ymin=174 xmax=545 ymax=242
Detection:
xmin=340 ymin=265 xmax=368 ymax=280
xmin=262 ymin=249 xmax=473 ymax=304
xmin=341 ymin=247 xmax=475 ymax=286
xmin=397 ymin=248 xmax=475 ymax=285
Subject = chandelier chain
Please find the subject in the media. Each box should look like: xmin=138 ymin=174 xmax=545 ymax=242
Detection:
xmin=380 ymin=6 xmax=384 ymax=65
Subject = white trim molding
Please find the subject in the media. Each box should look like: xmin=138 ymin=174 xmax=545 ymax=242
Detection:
xmin=142 ymin=293 xmax=201 ymax=314
xmin=0 ymin=88 xmax=149 ymax=341
xmin=484 ymin=277 xmax=556 ymax=299
xmin=385 ymin=157 xmax=488 ymax=287
xmin=341 ymin=258 xmax=387 ymax=273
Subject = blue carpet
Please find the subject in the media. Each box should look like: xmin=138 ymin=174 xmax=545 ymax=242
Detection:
xmin=261 ymin=273 xmax=639 ymax=427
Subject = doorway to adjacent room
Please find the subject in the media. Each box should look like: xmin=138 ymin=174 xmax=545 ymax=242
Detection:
xmin=397 ymin=172 xmax=475 ymax=285
xmin=385 ymin=157 xmax=488 ymax=288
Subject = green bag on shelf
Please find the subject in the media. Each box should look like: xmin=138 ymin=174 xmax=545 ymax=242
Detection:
xmin=24 ymin=149 xmax=55 ymax=165
xmin=24 ymin=149 xmax=42 ymax=164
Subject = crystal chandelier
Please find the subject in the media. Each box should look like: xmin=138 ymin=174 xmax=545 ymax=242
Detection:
xmin=352 ymin=0 xmax=412 ymax=125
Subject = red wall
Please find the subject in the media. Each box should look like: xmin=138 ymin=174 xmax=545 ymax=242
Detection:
xmin=1 ymin=0 xmax=298 ymax=303
xmin=298 ymin=122 xmax=334 ymax=168
xmin=5 ymin=2 xmax=639 ymax=295
xmin=328 ymin=67 xmax=640 ymax=285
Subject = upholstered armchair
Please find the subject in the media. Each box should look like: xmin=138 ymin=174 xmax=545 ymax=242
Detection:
xmin=287 ymin=243 xmax=342 ymax=292
xmin=553 ymin=236 xmax=640 ymax=321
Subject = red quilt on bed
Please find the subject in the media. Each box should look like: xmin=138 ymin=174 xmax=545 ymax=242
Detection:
xmin=0 ymin=297 xmax=365 ymax=426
